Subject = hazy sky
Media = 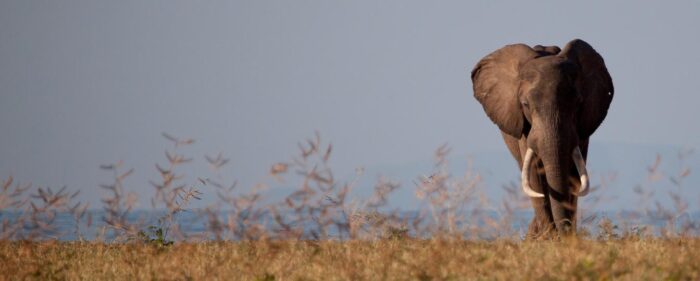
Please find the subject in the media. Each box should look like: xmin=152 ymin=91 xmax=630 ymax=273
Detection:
xmin=1 ymin=1 xmax=699 ymax=208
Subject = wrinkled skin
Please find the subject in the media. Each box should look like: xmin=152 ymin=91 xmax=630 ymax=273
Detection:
xmin=471 ymin=39 xmax=614 ymax=238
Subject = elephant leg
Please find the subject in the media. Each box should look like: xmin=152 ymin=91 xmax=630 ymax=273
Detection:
xmin=516 ymin=136 xmax=556 ymax=239
xmin=501 ymin=132 xmax=556 ymax=239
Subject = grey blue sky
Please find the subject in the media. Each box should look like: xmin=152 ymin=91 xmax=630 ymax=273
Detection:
xmin=1 ymin=1 xmax=699 ymax=209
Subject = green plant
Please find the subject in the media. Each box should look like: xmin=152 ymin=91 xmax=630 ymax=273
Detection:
xmin=137 ymin=224 xmax=173 ymax=247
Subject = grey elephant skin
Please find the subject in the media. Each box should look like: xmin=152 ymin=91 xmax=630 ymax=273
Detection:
xmin=471 ymin=39 xmax=614 ymax=238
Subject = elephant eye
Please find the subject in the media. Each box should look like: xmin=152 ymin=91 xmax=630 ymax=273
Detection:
xmin=521 ymin=100 xmax=529 ymax=107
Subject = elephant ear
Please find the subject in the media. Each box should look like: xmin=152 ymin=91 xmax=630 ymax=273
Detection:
xmin=471 ymin=44 xmax=539 ymax=137
xmin=560 ymin=39 xmax=614 ymax=139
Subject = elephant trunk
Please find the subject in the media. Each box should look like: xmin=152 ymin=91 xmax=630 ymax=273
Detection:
xmin=539 ymin=136 xmax=576 ymax=235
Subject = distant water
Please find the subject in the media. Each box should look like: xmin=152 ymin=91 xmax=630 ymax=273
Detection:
xmin=1 ymin=210 xmax=698 ymax=241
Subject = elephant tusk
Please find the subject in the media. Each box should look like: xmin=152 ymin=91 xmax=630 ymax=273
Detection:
xmin=572 ymin=146 xmax=590 ymax=196
xmin=521 ymin=148 xmax=545 ymax=198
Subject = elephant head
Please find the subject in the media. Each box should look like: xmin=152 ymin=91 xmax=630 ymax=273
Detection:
xmin=471 ymin=39 xmax=613 ymax=235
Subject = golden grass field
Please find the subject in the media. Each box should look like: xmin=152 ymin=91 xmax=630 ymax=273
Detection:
xmin=2 ymin=238 xmax=699 ymax=281
xmin=2 ymin=134 xmax=699 ymax=280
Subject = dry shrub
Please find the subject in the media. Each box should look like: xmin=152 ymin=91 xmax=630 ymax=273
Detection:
xmin=1 ymin=133 xmax=699 ymax=242
xmin=1 ymin=133 xmax=700 ymax=279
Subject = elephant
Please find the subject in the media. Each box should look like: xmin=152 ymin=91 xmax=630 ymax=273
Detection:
xmin=470 ymin=39 xmax=613 ymax=238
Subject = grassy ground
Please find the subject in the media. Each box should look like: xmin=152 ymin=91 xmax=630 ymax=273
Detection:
xmin=1 ymin=238 xmax=699 ymax=281
xmin=2 ymin=136 xmax=698 ymax=280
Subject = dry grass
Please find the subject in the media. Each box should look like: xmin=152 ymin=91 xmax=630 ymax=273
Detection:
xmin=1 ymin=238 xmax=699 ymax=280
xmin=1 ymin=133 xmax=699 ymax=280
